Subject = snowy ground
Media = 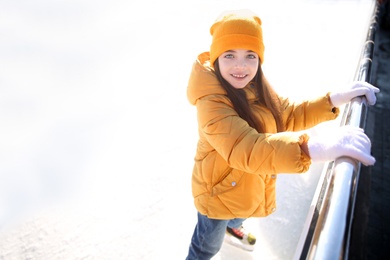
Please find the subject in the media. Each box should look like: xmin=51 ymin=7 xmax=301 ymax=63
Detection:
xmin=0 ymin=0 xmax=375 ymax=259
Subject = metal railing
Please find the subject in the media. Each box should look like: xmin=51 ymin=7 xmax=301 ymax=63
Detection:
xmin=294 ymin=2 xmax=379 ymax=259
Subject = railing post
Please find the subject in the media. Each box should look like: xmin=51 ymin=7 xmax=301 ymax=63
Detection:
xmin=294 ymin=2 xmax=379 ymax=259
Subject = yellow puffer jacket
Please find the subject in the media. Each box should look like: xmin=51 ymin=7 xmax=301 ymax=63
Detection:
xmin=187 ymin=52 xmax=339 ymax=219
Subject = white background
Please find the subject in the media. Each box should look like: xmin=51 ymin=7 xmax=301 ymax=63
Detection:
xmin=0 ymin=0 xmax=375 ymax=259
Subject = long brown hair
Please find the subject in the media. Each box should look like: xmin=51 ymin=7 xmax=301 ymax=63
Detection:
xmin=214 ymin=59 xmax=284 ymax=133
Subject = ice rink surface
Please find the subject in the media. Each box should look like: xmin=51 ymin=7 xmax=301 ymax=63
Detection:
xmin=0 ymin=0 xmax=375 ymax=259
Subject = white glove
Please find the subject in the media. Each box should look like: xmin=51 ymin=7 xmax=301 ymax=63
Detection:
xmin=330 ymin=81 xmax=380 ymax=107
xmin=307 ymin=126 xmax=375 ymax=166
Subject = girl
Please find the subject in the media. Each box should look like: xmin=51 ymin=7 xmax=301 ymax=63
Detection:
xmin=186 ymin=9 xmax=379 ymax=259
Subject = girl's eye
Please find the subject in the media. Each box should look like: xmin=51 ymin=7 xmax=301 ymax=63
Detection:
xmin=247 ymin=54 xmax=257 ymax=59
xmin=224 ymin=54 xmax=234 ymax=59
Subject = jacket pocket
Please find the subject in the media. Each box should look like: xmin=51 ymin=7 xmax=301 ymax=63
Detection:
xmin=211 ymin=169 xmax=245 ymax=196
xmin=212 ymin=172 xmax=265 ymax=217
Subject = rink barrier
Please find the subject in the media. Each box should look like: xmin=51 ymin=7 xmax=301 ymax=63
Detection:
xmin=294 ymin=3 xmax=379 ymax=260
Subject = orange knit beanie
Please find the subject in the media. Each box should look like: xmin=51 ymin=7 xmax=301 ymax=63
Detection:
xmin=209 ymin=10 xmax=265 ymax=66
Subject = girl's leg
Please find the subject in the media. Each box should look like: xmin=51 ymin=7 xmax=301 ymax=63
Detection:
xmin=186 ymin=212 xmax=229 ymax=260
xmin=227 ymin=218 xmax=245 ymax=229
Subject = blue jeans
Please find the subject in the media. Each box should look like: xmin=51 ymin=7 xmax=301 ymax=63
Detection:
xmin=186 ymin=212 xmax=245 ymax=260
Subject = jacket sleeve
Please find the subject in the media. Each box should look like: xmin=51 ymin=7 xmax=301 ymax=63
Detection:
xmin=196 ymin=95 xmax=311 ymax=175
xmin=281 ymin=93 xmax=339 ymax=131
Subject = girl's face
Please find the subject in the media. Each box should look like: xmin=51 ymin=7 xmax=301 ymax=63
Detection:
xmin=217 ymin=49 xmax=259 ymax=89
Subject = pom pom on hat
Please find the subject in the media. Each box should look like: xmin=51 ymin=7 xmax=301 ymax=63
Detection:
xmin=209 ymin=9 xmax=265 ymax=66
